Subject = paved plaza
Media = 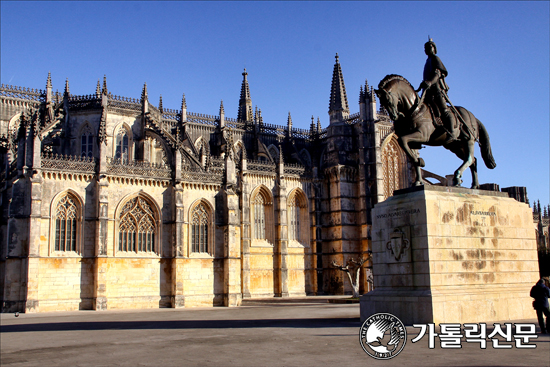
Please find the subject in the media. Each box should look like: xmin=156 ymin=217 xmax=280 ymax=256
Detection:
xmin=1 ymin=297 xmax=549 ymax=367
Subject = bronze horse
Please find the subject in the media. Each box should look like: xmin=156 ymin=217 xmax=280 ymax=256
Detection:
xmin=375 ymin=75 xmax=496 ymax=188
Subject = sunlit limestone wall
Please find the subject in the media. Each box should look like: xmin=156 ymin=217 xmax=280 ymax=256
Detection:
xmin=173 ymin=184 xmax=225 ymax=307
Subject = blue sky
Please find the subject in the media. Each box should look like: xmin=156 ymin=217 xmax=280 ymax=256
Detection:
xmin=2 ymin=1 xmax=549 ymax=205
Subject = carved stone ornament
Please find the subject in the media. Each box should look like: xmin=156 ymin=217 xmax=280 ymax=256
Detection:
xmin=386 ymin=228 xmax=410 ymax=261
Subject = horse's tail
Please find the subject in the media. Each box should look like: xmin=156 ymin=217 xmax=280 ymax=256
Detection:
xmin=477 ymin=119 xmax=496 ymax=169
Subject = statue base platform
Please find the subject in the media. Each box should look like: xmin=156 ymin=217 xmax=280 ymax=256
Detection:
xmin=360 ymin=185 xmax=539 ymax=324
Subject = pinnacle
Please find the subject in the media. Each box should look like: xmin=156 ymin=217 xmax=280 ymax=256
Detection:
xmin=329 ymin=54 xmax=349 ymax=114
xmin=181 ymin=93 xmax=187 ymax=109
xmin=102 ymin=75 xmax=108 ymax=95
xmin=141 ymin=82 xmax=148 ymax=101
xmin=46 ymin=72 xmax=52 ymax=89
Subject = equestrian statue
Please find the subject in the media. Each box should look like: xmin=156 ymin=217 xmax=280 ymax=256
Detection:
xmin=374 ymin=38 xmax=496 ymax=188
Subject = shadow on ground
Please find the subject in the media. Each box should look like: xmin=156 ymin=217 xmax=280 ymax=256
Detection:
xmin=1 ymin=317 xmax=361 ymax=333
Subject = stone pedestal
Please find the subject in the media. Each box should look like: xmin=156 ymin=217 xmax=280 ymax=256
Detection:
xmin=360 ymin=186 xmax=539 ymax=325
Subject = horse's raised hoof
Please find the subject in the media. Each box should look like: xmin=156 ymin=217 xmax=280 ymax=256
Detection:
xmin=414 ymin=181 xmax=424 ymax=187
xmin=418 ymin=158 xmax=426 ymax=167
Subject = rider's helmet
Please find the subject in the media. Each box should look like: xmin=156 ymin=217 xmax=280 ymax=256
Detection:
xmin=424 ymin=37 xmax=437 ymax=54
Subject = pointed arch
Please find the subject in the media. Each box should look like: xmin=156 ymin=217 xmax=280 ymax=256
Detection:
xmin=287 ymin=188 xmax=309 ymax=246
xmin=188 ymin=199 xmax=214 ymax=255
xmin=381 ymin=133 xmax=409 ymax=200
xmin=115 ymin=193 xmax=161 ymax=255
xmin=113 ymin=123 xmax=132 ymax=161
xmin=49 ymin=189 xmax=84 ymax=255
xmin=79 ymin=122 xmax=94 ymax=158
xmin=234 ymin=140 xmax=246 ymax=161
xmin=145 ymin=131 xmax=171 ymax=165
xmin=250 ymin=185 xmax=274 ymax=244
xmin=267 ymin=144 xmax=279 ymax=163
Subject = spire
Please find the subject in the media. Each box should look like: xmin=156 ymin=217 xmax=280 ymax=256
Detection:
xmin=46 ymin=71 xmax=52 ymax=89
xmin=64 ymin=78 xmax=70 ymax=96
xmin=102 ymin=75 xmax=108 ymax=95
xmin=287 ymin=112 xmax=293 ymax=133
xmin=158 ymin=95 xmax=163 ymax=112
xmin=180 ymin=93 xmax=187 ymax=123
xmin=141 ymin=82 xmax=148 ymax=114
xmin=96 ymin=80 xmax=101 ymax=97
xmin=141 ymin=82 xmax=148 ymax=102
xmin=238 ymin=68 xmax=253 ymax=122
xmin=317 ymin=117 xmax=321 ymax=133
xmin=328 ymin=53 xmax=350 ymax=124
xmin=219 ymin=100 xmax=225 ymax=128
xmin=310 ymin=115 xmax=315 ymax=134
xmin=46 ymin=72 xmax=52 ymax=103
xmin=258 ymin=108 xmax=263 ymax=126
xmin=181 ymin=93 xmax=187 ymax=109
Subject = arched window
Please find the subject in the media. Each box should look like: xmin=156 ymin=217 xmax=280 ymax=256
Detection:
xmin=191 ymin=202 xmax=210 ymax=253
xmin=118 ymin=197 xmax=156 ymax=253
xmin=288 ymin=189 xmax=308 ymax=245
xmin=288 ymin=196 xmax=300 ymax=241
xmin=251 ymin=187 xmax=273 ymax=243
xmin=253 ymin=194 xmax=266 ymax=240
xmin=54 ymin=194 xmax=78 ymax=252
xmin=115 ymin=128 xmax=130 ymax=161
xmin=381 ymin=135 xmax=408 ymax=200
xmin=81 ymin=124 xmax=94 ymax=158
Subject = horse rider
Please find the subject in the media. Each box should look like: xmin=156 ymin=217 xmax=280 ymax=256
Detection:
xmin=418 ymin=38 xmax=458 ymax=144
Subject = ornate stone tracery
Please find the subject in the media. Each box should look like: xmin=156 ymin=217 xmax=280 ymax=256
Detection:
xmin=381 ymin=135 xmax=408 ymax=200
xmin=54 ymin=194 xmax=78 ymax=252
xmin=118 ymin=197 xmax=157 ymax=253
xmin=191 ymin=202 xmax=210 ymax=253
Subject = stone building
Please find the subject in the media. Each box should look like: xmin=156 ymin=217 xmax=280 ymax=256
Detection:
xmin=0 ymin=55 xmax=419 ymax=312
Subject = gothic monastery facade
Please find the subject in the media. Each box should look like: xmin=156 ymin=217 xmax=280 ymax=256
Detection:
xmin=0 ymin=56 xmax=418 ymax=312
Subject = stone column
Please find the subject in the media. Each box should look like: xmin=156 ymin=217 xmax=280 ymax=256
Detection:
xmin=171 ymin=183 xmax=185 ymax=308
xmin=93 ymin=142 xmax=109 ymax=310
xmin=240 ymin=171 xmax=251 ymax=298
xmin=224 ymin=189 xmax=242 ymax=306
xmin=25 ymin=132 xmax=43 ymax=312
xmin=25 ymin=173 xmax=43 ymax=312
xmin=274 ymin=174 xmax=289 ymax=297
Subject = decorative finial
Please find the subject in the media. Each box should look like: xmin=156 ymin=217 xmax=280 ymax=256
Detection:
xmin=141 ymin=82 xmax=148 ymax=101
xmin=64 ymin=78 xmax=70 ymax=96
xmin=46 ymin=72 xmax=52 ymax=89
xmin=219 ymin=100 xmax=225 ymax=114
xmin=181 ymin=93 xmax=187 ymax=109
xmin=158 ymin=95 xmax=163 ymax=112
xmin=102 ymin=75 xmax=108 ymax=95
xmin=96 ymin=80 xmax=101 ymax=96
xmin=335 ymin=53 xmax=339 ymax=62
